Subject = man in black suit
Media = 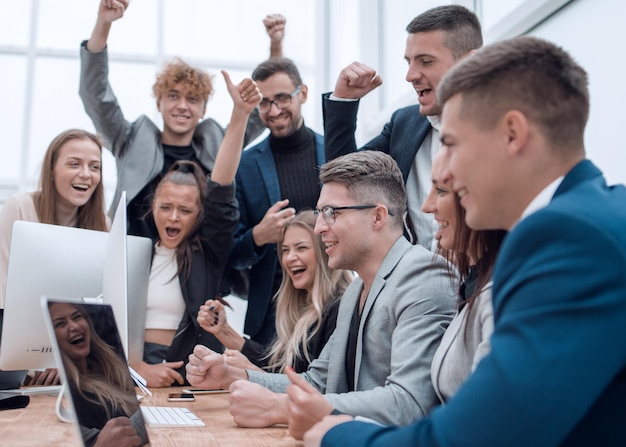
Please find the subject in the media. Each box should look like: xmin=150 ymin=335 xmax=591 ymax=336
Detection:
xmin=322 ymin=5 xmax=481 ymax=250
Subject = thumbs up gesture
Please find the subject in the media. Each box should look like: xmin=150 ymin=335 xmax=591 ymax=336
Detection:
xmin=222 ymin=70 xmax=262 ymax=115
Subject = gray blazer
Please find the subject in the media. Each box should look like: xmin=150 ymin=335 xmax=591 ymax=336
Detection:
xmin=430 ymin=283 xmax=494 ymax=403
xmin=247 ymin=237 xmax=456 ymax=425
xmin=78 ymin=42 xmax=265 ymax=216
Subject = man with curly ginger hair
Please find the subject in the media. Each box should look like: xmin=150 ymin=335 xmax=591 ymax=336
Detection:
xmin=79 ymin=0 xmax=285 ymax=241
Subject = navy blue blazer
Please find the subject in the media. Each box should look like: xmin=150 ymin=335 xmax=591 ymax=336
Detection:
xmin=322 ymin=93 xmax=431 ymax=182
xmin=322 ymin=160 xmax=626 ymax=447
xmin=229 ymin=131 xmax=325 ymax=341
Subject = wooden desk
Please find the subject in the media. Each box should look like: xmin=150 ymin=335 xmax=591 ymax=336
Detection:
xmin=0 ymin=388 xmax=300 ymax=446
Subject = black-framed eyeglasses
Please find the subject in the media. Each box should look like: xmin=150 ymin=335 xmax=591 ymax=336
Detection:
xmin=314 ymin=205 xmax=394 ymax=224
xmin=257 ymin=85 xmax=302 ymax=113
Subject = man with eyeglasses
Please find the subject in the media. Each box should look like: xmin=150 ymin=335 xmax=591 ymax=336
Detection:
xmin=228 ymin=57 xmax=325 ymax=346
xmin=186 ymin=151 xmax=455 ymax=435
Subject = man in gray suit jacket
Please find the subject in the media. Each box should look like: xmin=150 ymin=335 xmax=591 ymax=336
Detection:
xmin=186 ymin=151 xmax=456 ymax=434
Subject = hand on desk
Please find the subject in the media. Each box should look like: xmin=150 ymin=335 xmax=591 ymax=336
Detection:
xmin=93 ymin=416 xmax=141 ymax=447
xmin=286 ymin=366 xmax=334 ymax=440
xmin=130 ymin=360 xmax=184 ymax=387
xmin=229 ymin=380 xmax=288 ymax=427
xmin=26 ymin=368 xmax=61 ymax=386
xmin=186 ymin=344 xmax=247 ymax=390
xmin=303 ymin=414 xmax=355 ymax=447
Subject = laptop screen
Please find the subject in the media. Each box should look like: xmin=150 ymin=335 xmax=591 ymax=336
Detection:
xmin=42 ymin=298 xmax=149 ymax=447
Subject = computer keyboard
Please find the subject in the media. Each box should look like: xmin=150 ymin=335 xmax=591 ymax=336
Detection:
xmin=140 ymin=406 xmax=205 ymax=427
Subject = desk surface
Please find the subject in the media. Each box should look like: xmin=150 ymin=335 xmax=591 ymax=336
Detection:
xmin=0 ymin=387 xmax=299 ymax=446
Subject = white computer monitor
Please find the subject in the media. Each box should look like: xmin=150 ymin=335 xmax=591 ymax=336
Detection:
xmin=0 ymin=192 xmax=152 ymax=370
xmin=103 ymin=191 xmax=151 ymax=364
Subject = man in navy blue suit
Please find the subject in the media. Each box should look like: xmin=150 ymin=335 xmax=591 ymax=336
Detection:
xmin=228 ymin=58 xmax=325 ymax=345
xmin=322 ymin=5 xmax=482 ymax=250
xmin=301 ymin=36 xmax=626 ymax=447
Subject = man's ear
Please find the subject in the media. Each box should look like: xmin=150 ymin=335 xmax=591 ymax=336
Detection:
xmin=502 ymin=110 xmax=529 ymax=157
xmin=299 ymin=84 xmax=308 ymax=104
xmin=156 ymin=97 xmax=162 ymax=112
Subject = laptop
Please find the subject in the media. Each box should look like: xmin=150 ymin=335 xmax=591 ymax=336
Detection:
xmin=41 ymin=297 xmax=203 ymax=446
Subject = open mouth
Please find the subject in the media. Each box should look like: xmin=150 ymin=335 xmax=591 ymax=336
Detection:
xmin=290 ymin=267 xmax=306 ymax=277
xmin=417 ymin=88 xmax=432 ymax=98
xmin=72 ymin=184 xmax=89 ymax=192
xmin=69 ymin=334 xmax=85 ymax=345
xmin=166 ymin=227 xmax=181 ymax=238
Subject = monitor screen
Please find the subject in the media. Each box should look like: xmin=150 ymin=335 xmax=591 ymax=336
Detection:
xmin=0 ymin=193 xmax=151 ymax=371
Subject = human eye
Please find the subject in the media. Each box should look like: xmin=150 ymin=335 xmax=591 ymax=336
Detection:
xmin=275 ymin=94 xmax=291 ymax=104
xmin=187 ymin=95 xmax=200 ymax=104
xmin=159 ymin=204 xmax=171 ymax=211
xmin=436 ymin=187 xmax=448 ymax=196
xmin=167 ymin=92 xmax=178 ymax=100
xmin=90 ymin=163 xmax=101 ymax=171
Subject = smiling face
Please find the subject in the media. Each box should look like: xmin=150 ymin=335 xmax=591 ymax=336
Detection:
xmin=405 ymin=30 xmax=457 ymax=117
xmin=441 ymin=94 xmax=516 ymax=230
xmin=280 ymin=225 xmax=317 ymax=293
xmin=49 ymin=303 xmax=91 ymax=369
xmin=256 ymin=72 xmax=306 ymax=138
xmin=152 ymin=182 xmax=201 ymax=249
xmin=157 ymin=82 xmax=206 ymax=145
xmin=52 ymin=138 xmax=102 ymax=216
xmin=422 ymin=150 xmax=458 ymax=250
xmin=314 ymin=182 xmax=372 ymax=274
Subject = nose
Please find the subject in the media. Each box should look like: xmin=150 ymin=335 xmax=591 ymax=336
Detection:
xmin=314 ymin=213 xmax=328 ymax=235
xmin=406 ymin=62 xmax=421 ymax=84
xmin=422 ymin=188 xmax=437 ymax=214
xmin=78 ymin=164 xmax=91 ymax=179
xmin=267 ymin=101 xmax=282 ymax=116
xmin=169 ymin=209 xmax=180 ymax=221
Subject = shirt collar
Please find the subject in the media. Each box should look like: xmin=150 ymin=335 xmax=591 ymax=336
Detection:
xmin=427 ymin=115 xmax=441 ymax=132
xmin=517 ymin=175 xmax=565 ymax=225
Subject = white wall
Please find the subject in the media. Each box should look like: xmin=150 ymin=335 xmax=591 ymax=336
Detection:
xmin=528 ymin=0 xmax=626 ymax=185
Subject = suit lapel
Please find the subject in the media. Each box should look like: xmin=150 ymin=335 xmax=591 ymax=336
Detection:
xmin=353 ymin=238 xmax=412 ymax=387
xmin=254 ymin=142 xmax=281 ymax=204
xmin=554 ymin=159 xmax=602 ymax=198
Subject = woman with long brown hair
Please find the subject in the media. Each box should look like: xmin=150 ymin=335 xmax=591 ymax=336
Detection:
xmin=0 ymin=128 xmax=108 ymax=385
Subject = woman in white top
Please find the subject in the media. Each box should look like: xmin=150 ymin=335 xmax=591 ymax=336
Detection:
xmin=0 ymin=129 xmax=108 ymax=385
xmin=422 ymin=148 xmax=506 ymax=402
xmin=128 ymin=71 xmax=261 ymax=387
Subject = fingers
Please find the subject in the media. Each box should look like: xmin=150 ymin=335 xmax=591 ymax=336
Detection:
xmin=221 ymin=70 xmax=234 ymax=88
xmin=286 ymin=366 xmax=318 ymax=394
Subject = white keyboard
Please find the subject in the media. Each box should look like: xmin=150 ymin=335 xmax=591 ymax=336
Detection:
xmin=140 ymin=406 xmax=205 ymax=428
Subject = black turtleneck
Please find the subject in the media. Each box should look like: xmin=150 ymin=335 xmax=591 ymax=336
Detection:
xmin=270 ymin=124 xmax=320 ymax=212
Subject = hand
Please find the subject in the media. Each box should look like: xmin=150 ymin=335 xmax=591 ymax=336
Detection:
xmin=27 ymin=368 xmax=61 ymax=386
xmin=130 ymin=360 xmax=184 ymax=388
xmin=263 ymin=14 xmax=287 ymax=45
xmin=333 ymin=61 xmax=383 ymax=100
xmin=223 ymin=349 xmax=263 ymax=371
xmin=286 ymin=366 xmax=334 ymax=440
xmin=186 ymin=344 xmax=246 ymax=389
xmin=252 ymin=199 xmax=296 ymax=246
xmin=97 ymin=0 xmax=129 ymax=25
xmin=222 ymin=71 xmax=262 ymax=115
xmin=303 ymin=414 xmax=355 ymax=447
xmin=93 ymin=417 xmax=141 ymax=447
xmin=229 ymin=380 xmax=288 ymax=427
xmin=198 ymin=299 xmax=228 ymax=333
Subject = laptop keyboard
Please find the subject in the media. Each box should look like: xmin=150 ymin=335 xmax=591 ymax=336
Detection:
xmin=140 ymin=406 xmax=205 ymax=427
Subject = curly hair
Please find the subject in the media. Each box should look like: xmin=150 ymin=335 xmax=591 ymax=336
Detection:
xmin=152 ymin=58 xmax=214 ymax=104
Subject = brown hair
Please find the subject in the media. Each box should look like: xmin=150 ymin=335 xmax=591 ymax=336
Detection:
xmin=319 ymin=151 xmax=407 ymax=231
xmin=406 ymin=5 xmax=482 ymax=59
xmin=152 ymin=58 xmax=214 ymax=105
xmin=35 ymin=129 xmax=107 ymax=231
xmin=152 ymin=160 xmax=207 ymax=280
xmin=252 ymin=57 xmax=303 ymax=87
xmin=438 ymin=36 xmax=589 ymax=149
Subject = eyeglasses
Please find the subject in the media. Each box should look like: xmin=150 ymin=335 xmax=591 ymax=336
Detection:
xmin=257 ymin=85 xmax=302 ymax=113
xmin=314 ymin=205 xmax=393 ymax=224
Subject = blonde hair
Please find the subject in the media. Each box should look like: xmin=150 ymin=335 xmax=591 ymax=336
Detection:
xmin=265 ymin=211 xmax=353 ymax=372
xmin=35 ymin=129 xmax=108 ymax=231
xmin=54 ymin=303 xmax=137 ymax=419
